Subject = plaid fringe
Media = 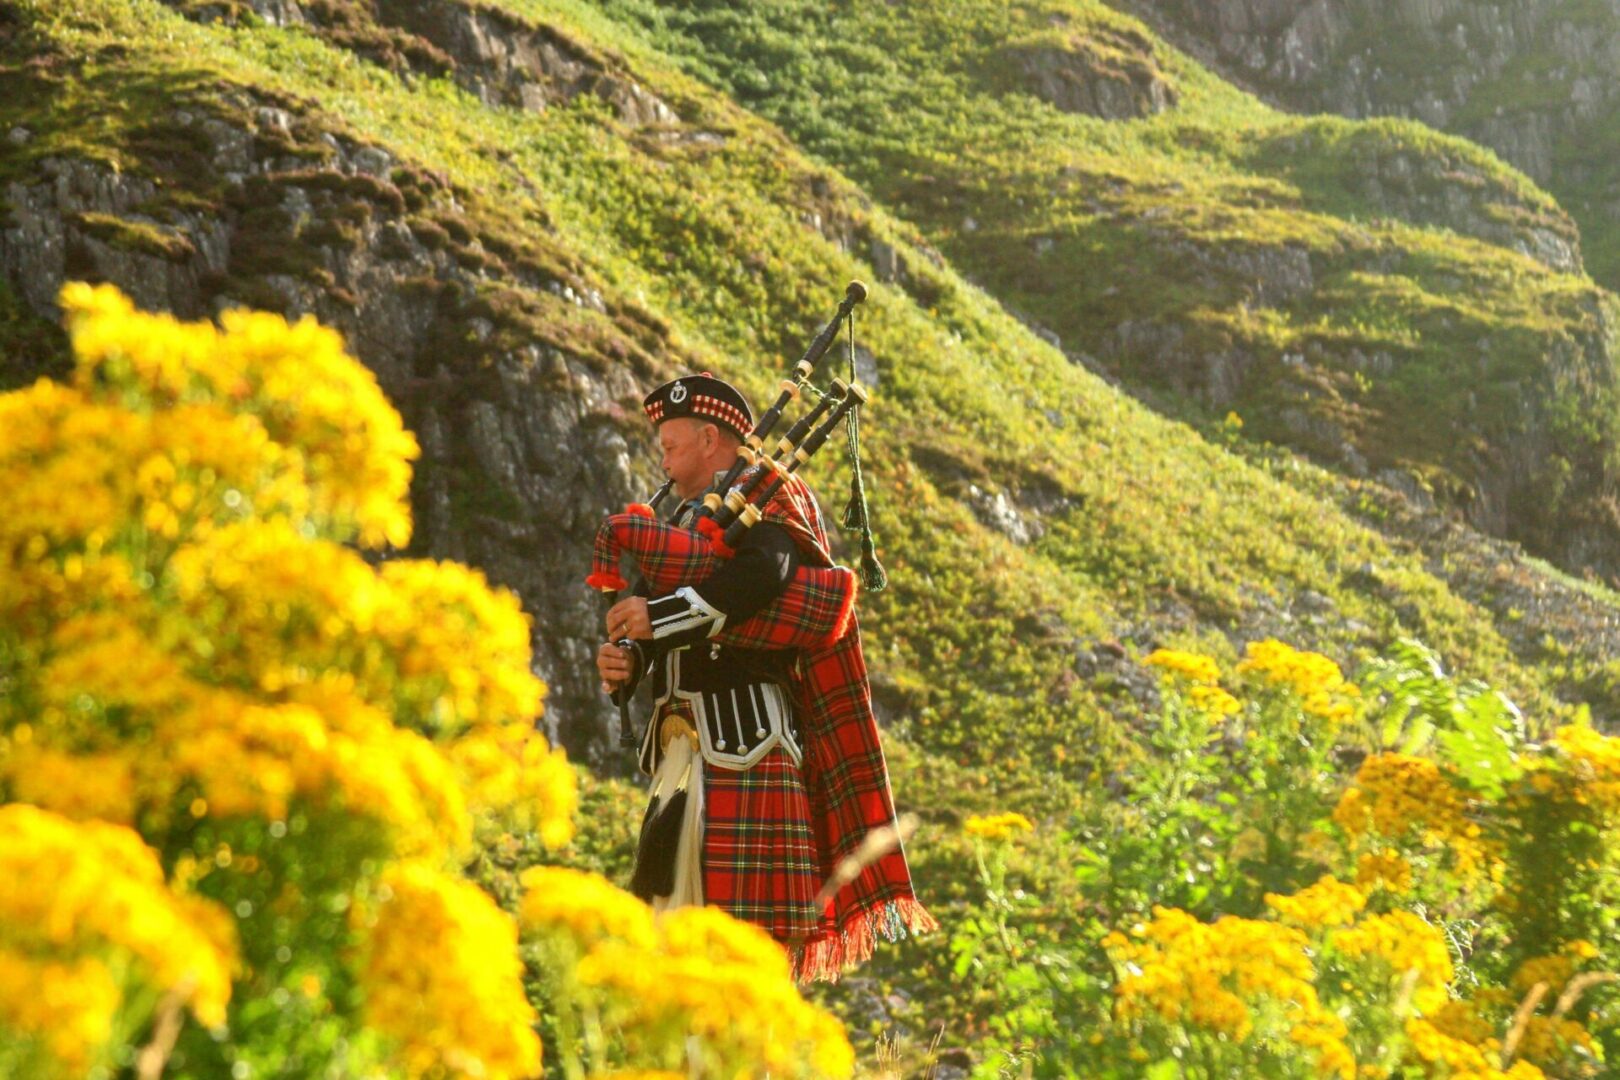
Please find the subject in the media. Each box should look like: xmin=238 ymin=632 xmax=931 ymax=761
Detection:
xmin=792 ymin=897 xmax=940 ymax=984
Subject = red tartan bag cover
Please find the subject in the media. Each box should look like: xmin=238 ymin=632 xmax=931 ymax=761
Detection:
xmin=587 ymin=504 xmax=858 ymax=652
xmin=587 ymin=472 xmax=936 ymax=979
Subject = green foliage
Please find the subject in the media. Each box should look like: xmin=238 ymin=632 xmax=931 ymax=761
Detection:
xmin=1356 ymin=639 xmax=1528 ymax=798
xmin=938 ymin=641 xmax=1620 ymax=1077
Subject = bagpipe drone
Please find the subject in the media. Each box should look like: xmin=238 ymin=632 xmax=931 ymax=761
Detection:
xmin=587 ymin=281 xmax=885 ymax=746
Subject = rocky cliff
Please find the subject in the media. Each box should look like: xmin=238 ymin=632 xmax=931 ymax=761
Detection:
xmin=0 ymin=0 xmax=691 ymax=762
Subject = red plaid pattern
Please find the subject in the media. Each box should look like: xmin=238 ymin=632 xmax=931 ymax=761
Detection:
xmin=701 ymin=747 xmax=822 ymax=949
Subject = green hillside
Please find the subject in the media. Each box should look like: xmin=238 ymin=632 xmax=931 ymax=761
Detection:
xmin=581 ymin=0 xmax=1620 ymax=583
xmin=4 ymin=0 xmax=1620 ymax=1063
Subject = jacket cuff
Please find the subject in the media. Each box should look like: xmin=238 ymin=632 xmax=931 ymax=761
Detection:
xmin=647 ymin=586 xmax=728 ymax=640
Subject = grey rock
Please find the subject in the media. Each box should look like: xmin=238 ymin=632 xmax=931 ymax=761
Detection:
xmin=351 ymin=146 xmax=393 ymax=178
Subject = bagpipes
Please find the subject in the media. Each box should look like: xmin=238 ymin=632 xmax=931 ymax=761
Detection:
xmin=588 ymin=281 xmax=885 ymax=746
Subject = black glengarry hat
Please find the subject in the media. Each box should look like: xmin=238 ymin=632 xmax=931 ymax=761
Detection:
xmin=643 ymin=372 xmax=753 ymax=441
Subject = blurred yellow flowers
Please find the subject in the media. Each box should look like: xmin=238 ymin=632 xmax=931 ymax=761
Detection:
xmin=964 ymin=811 xmax=1036 ymax=840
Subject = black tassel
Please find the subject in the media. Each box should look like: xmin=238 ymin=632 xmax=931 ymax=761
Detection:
xmin=628 ymin=788 xmax=687 ymax=901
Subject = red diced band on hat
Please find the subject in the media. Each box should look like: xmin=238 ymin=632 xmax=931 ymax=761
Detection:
xmin=647 ymin=400 xmax=666 ymax=423
xmin=692 ymin=395 xmax=750 ymax=436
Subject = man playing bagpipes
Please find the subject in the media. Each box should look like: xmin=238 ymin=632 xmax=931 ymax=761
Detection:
xmin=590 ymin=289 xmax=934 ymax=981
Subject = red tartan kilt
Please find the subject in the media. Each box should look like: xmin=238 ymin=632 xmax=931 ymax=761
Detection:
xmin=701 ymin=748 xmax=823 ymax=947
xmin=588 ymin=512 xmax=856 ymax=649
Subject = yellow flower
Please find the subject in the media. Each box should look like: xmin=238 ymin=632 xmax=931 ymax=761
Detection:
xmin=1550 ymin=724 xmax=1620 ymax=815
xmin=1511 ymin=952 xmax=1578 ymax=994
xmin=1354 ymin=850 xmax=1414 ymax=894
xmin=2 ymin=284 xmax=579 ymax=1077
xmin=1265 ymin=876 xmax=1367 ymax=929
xmin=449 ymin=723 xmax=576 ymax=847
xmin=1405 ymin=1017 xmax=1548 ymax=1080
xmin=1144 ymin=648 xmax=1222 ymax=685
xmin=356 ymin=861 xmax=540 ymax=1079
xmin=963 ymin=811 xmax=1035 ymax=841
xmin=1516 ymin=1014 xmax=1594 ymax=1067
xmin=659 ymin=905 xmax=794 ymax=981
xmin=1334 ymin=753 xmax=1495 ymax=880
xmin=1330 ymin=911 xmax=1452 ymax=1013
xmin=519 ymin=865 xmax=657 ymax=949
xmin=59 ymin=282 xmax=419 ymax=550
xmin=1105 ymin=906 xmax=1353 ymax=1078
xmin=1237 ymin=639 xmax=1358 ymax=723
xmin=1188 ymin=683 xmax=1241 ymax=717
xmin=520 ymin=869 xmax=851 ymax=1078
xmin=0 ymin=803 xmax=237 ymax=1057
xmin=0 ymin=949 xmax=121 ymax=1073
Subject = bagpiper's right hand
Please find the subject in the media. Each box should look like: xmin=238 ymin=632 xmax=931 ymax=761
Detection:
xmin=597 ymin=642 xmax=633 ymax=695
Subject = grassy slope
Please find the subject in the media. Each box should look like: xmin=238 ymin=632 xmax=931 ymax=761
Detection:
xmin=578 ymin=0 xmax=1620 ymax=575
xmin=5 ymin=0 xmax=1620 ymax=1047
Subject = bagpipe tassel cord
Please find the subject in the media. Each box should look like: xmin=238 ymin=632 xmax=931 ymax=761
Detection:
xmin=838 ymin=308 xmax=887 ymax=592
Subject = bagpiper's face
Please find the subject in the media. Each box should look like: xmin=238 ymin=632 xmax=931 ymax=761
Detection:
xmin=658 ymin=418 xmax=718 ymax=500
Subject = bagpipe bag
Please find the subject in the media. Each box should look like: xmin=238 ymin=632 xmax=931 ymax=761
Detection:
xmin=587 ymin=499 xmax=857 ymax=653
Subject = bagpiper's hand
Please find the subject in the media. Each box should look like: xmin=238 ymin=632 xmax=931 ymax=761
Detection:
xmin=605 ymin=596 xmax=652 ymax=641
xmin=597 ymin=642 xmax=634 ymax=694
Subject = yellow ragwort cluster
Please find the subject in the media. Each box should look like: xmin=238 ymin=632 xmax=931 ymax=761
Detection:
xmin=1329 ymin=911 xmax=1453 ymax=1014
xmin=522 ymin=868 xmax=855 ymax=1079
xmin=1144 ymin=648 xmax=1242 ymax=718
xmin=1355 ymin=850 xmax=1415 ymax=894
xmin=1334 ymin=753 xmax=1494 ymax=879
xmin=963 ymin=811 xmax=1036 ymax=841
xmin=1236 ymin=639 xmax=1359 ymax=723
xmin=1104 ymin=906 xmax=1354 ymax=1078
xmin=0 ymin=284 xmax=577 ymax=1076
xmin=0 ymin=804 xmax=236 ymax=1070
xmin=1144 ymin=648 xmax=1222 ymax=685
xmin=1404 ymin=1017 xmax=1547 ymax=1080
xmin=1264 ymin=875 xmax=1367 ymax=929
xmin=449 ymin=720 xmax=578 ymax=848
xmin=520 ymin=866 xmax=659 ymax=950
xmin=59 ymin=281 xmax=418 ymax=548
xmin=356 ymin=860 xmax=541 ymax=1079
xmin=1549 ymin=724 xmax=1620 ymax=815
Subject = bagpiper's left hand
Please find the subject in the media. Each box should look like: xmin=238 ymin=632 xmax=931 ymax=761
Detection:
xmin=605 ymin=597 xmax=652 ymax=641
